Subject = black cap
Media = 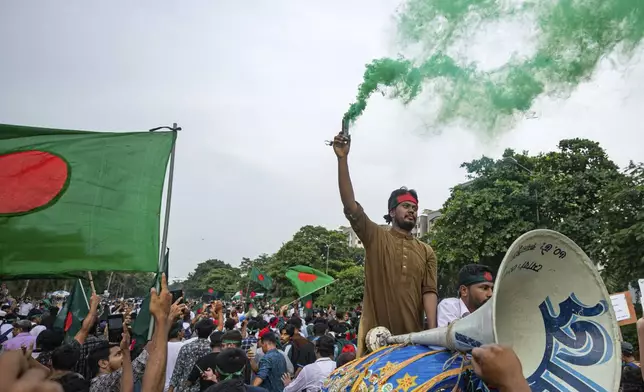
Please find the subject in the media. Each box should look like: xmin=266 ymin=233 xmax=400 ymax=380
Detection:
xmin=622 ymin=341 xmax=634 ymax=355
xmin=457 ymin=264 xmax=494 ymax=287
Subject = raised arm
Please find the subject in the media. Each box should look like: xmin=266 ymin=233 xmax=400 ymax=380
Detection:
xmin=333 ymin=132 xmax=358 ymax=215
xmin=74 ymin=292 xmax=100 ymax=345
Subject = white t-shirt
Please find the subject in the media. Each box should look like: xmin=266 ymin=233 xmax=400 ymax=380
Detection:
xmin=164 ymin=341 xmax=184 ymax=391
xmin=0 ymin=323 xmax=13 ymax=340
xmin=30 ymin=325 xmax=46 ymax=338
xmin=19 ymin=303 xmax=33 ymax=316
xmin=437 ymin=298 xmax=470 ymax=327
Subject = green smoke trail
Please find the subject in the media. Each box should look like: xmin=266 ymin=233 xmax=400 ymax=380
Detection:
xmin=344 ymin=0 xmax=644 ymax=132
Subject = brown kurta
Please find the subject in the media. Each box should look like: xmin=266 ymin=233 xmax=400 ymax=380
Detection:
xmin=346 ymin=203 xmax=437 ymax=356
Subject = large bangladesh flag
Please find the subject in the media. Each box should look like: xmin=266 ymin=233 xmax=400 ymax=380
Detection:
xmin=285 ymin=265 xmax=335 ymax=298
xmin=0 ymin=124 xmax=175 ymax=276
xmin=250 ymin=267 xmax=272 ymax=290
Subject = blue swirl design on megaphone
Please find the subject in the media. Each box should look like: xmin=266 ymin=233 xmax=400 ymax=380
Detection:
xmin=527 ymin=293 xmax=613 ymax=392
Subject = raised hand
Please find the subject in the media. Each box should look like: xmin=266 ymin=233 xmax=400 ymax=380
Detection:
xmin=149 ymin=273 xmax=172 ymax=321
xmin=169 ymin=298 xmax=186 ymax=322
xmin=332 ymin=132 xmax=350 ymax=158
xmin=120 ymin=323 xmax=131 ymax=352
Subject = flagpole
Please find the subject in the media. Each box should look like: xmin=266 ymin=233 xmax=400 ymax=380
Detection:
xmin=78 ymin=279 xmax=90 ymax=309
xmin=87 ymin=271 xmax=96 ymax=293
xmin=244 ymin=260 xmax=253 ymax=312
xmin=148 ymin=123 xmax=180 ymax=339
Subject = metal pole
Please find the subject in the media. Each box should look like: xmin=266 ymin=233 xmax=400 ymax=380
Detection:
xmin=78 ymin=279 xmax=90 ymax=309
xmin=106 ymin=272 xmax=114 ymax=294
xmin=148 ymin=124 xmax=179 ymax=339
xmin=244 ymin=260 xmax=253 ymax=311
xmin=324 ymin=244 xmax=330 ymax=294
xmin=20 ymin=280 xmax=30 ymax=298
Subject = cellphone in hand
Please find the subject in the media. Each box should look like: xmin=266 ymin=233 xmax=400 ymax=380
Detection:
xmin=171 ymin=289 xmax=184 ymax=304
xmin=108 ymin=314 xmax=124 ymax=330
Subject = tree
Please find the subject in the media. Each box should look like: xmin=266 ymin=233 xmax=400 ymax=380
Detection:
xmin=429 ymin=138 xmax=631 ymax=298
xmin=595 ymin=162 xmax=644 ymax=292
xmin=176 ymin=259 xmax=241 ymax=298
xmin=175 ymin=226 xmax=365 ymax=304
xmin=259 ymin=226 xmax=358 ymax=298
xmin=331 ymin=266 xmax=365 ymax=308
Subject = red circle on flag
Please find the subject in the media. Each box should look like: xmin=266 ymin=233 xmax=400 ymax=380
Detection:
xmin=305 ymin=300 xmax=312 ymax=309
xmin=483 ymin=272 xmax=493 ymax=282
xmin=0 ymin=150 xmax=69 ymax=215
xmin=258 ymin=274 xmax=264 ymax=281
xmin=208 ymin=288 xmax=214 ymax=294
xmin=297 ymin=272 xmax=317 ymax=283
xmin=64 ymin=311 xmax=73 ymax=332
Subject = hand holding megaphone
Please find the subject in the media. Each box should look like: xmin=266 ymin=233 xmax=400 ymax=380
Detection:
xmin=471 ymin=345 xmax=530 ymax=392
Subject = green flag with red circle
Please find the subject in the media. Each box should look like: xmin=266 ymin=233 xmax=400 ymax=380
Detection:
xmin=53 ymin=279 xmax=91 ymax=337
xmin=250 ymin=267 xmax=272 ymax=290
xmin=285 ymin=265 xmax=335 ymax=298
xmin=0 ymin=124 xmax=175 ymax=276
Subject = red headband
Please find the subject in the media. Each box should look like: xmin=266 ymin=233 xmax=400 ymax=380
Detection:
xmin=396 ymin=193 xmax=418 ymax=206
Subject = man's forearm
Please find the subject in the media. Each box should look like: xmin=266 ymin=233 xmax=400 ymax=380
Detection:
xmin=423 ymin=293 xmax=438 ymax=329
xmin=120 ymin=352 xmax=133 ymax=392
xmin=338 ymin=157 xmax=357 ymax=213
xmin=142 ymin=316 xmax=170 ymax=392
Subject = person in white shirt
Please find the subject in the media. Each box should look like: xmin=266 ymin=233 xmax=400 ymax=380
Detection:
xmin=165 ymin=323 xmax=185 ymax=391
xmin=437 ymin=264 xmax=495 ymax=327
xmin=281 ymin=335 xmax=336 ymax=392
xmin=18 ymin=300 xmax=34 ymax=317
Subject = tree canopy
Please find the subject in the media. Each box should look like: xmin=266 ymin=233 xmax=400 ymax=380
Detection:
xmin=429 ymin=138 xmax=643 ymax=297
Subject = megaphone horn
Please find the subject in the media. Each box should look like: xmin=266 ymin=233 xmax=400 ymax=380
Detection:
xmin=366 ymin=229 xmax=621 ymax=392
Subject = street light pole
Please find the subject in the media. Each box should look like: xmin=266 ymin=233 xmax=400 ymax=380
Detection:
xmin=324 ymin=244 xmax=330 ymax=294
xmin=504 ymin=157 xmax=540 ymax=225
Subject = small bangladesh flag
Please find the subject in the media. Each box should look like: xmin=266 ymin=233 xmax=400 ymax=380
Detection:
xmin=0 ymin=124 xmax=175 ymax=276
xmin=54 ymin=279 xmax=91 ymax=337
xmin=270 ymin=297 xmax=280 ymax=305
xmin=302 ymin=294 xmax=313 ymax=316
xmin=285 ymin=265 xmax=335 ymax=298
xmin=250 ymin=267 xmax=273 ymax=290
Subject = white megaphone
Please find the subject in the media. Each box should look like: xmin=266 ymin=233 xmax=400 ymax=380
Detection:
xmin=365 ymin=229 xmax=621 ymax=392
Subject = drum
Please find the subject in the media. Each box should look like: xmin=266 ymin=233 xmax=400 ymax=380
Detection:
xmin=323 ymin=344 xmax=493 ymax=392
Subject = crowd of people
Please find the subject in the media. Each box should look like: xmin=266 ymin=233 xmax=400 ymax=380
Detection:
xmin=0 ymin=276 xmax=367 ymax=392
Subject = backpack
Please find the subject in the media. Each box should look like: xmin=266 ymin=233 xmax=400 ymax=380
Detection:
xmin=334 ymin=338 xmax=356 ymax=358
xmin=0 ymin=326 xmax=13 ymax=344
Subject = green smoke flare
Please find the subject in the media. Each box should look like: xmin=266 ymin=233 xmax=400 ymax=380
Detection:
xmin=344 ymin=0 xmax=644 ymax=132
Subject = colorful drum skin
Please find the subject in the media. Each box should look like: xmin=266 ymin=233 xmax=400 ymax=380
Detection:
xmin=322 ymin=344 xmax=495 ymax=392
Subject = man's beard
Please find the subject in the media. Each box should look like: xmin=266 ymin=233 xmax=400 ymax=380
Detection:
xmin=396 ymin=217 xmax=415 ymax=231
xmin=472 ymin=296 xmax=490 ymax=311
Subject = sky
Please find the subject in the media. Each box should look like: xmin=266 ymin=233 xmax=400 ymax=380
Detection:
xmin=1 ymin=2 xmax=643 ymax=281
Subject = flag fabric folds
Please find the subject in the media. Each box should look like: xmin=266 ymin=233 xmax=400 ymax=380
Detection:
xmin=285 ymin=265 xmax=335 ymax=298
xmin=232 ymin=291 xmax=243 ymax=300
xmin=0 ymin=124 xmax=176 ymax=276
xmin=54 ymin=279 xmax=90 ymax=338
xmin=250 ymin=267 xmax=273 ymax=290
